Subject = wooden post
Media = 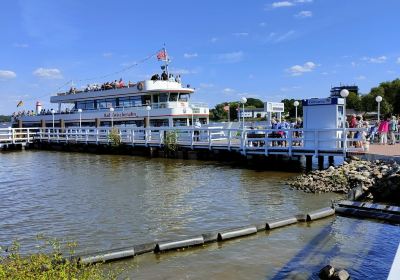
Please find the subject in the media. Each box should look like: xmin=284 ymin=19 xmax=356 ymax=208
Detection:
xmin=328 ymin=156 xmax=334 ymax=166
xmin=18 ymin=119 xmax=23 ymax=128
xmin=95 ymin=118 xmax=101 ymax=128
xmin=41 ymin=119 xmax=46 ymax=128
xmin=306 ymin=155 xmax=313 ymax=172
xmin=318 ymin=156 xmax=324 ymax=170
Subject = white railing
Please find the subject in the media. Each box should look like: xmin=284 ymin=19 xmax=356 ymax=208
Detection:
xmin=0 ymin=127 xmax=39 ymax=145
xmin=35 ymin=127 xmax=367 ymax=156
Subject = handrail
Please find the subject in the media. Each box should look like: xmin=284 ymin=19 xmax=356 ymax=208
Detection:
xmin=1 ymin=127 xmax=368 ymax=155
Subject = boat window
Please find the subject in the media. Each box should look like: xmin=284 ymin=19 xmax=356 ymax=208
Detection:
xmin=169 ymin=92 xmax=178 ymax=102
xmin=97 ymin=98 xmax=116 ymax=109
xmin=141 ymin=95 xmax=151 ymax=105
xmin=119 ymin=96 xmax=142 ymax=107
xmin=77 ymin=100 xmax=95 ymax=110
xmin=159 ymin=93 xmax=168 ymax=103
xmin=152 ymin=94 xmax=159 ymax=103
xmin=178 ymin=93 xmax=189 ymax=102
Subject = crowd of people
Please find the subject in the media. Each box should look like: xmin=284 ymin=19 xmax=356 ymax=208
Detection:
xmin=151 ymin=71 xmax=181 ymax=83
xmin=64 ymin=72 xmax=182 ymax=95
xmin=364 ymin=115 xmax=399 ymax=145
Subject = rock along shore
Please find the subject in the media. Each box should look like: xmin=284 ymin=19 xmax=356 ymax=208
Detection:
xmin=287 ymin=157 xmax=400 ymax=204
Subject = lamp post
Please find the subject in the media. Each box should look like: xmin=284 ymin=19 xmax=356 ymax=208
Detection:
xmin=340 ymin=89 xmax=349 ymax=151
xmin=340 ymin=89 xmax=349 ymax=128
xmin=376 ymin=95 xmax=382 ymax=122
xmin=190 ymin=104 xmax=194 ymax=127
xmin=146 ymin=105 xmax=151 ymax=127
xmin=109 ymin=107 xmax=114 ymax=127
xmin=77 ymin=108 xmax=82 ymax=128
xmin=51 ymin=109 xmax=55 ymax=128
xmin=240 ymin=97 xmax=247 ymax=129
xmin=293 ymin=100 xmax=299 ymax=125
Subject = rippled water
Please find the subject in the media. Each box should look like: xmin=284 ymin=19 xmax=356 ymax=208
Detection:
xmin=0 ymin=150 xmax=399 ymax=279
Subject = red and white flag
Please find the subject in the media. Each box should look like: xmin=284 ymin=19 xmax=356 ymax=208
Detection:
xmin=156 ymin=49 xmax=167 ymax=61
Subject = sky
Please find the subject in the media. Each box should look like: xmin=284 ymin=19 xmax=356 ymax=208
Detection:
xmin=1 ymin=0 xmax=400 ymax=114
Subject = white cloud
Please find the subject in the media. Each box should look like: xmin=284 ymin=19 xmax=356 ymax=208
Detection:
xmin=288 ymin=61 xmax=317 ymax=76
xmin=13 ymin=43 xmax=29 ymax=48
xmin=0 ymin=70 xmax=17 ymax=80
xmin=199 ymin=83 xmax=214 ymax=88
xmin=272 ymin=1 xmax=294 ymax=8
xmin=183 ymin=53 xmax=198 ymax=58
xmin=33 ymin=68 xmax=63 ymax=79
xmin=102 ymin=52 xmax=113 ymax=58
xmin=295 ymin=10 xmax=312 ymax=18
xmin=217 ymin=51 xmax=244 ymax=63
xmin=274 ymin=30 xmax=295 ymax=43
xmin=269 ymin=0 xmax=312 ymax=9
xmin=321 ymin=72 xmax=329 ymax=75
xmin=259 ymin=22 xmax=267 ymax=27
xmin=210 ymin=37 xmax=218 ymax=43
xmin=356 ymin=75 xmax=366 ymax=80
xmin=362 ymin=56 xmax=387 ymax=63
xmin=169 ymin=68 xmax=197 ymax=75
xmin=223 ymin=88 xmax=235 ymax=93
xmin=351 ymin=61 xmax=357 ymax=67
xmin=232 ymin=32 xmax=249 ymax=37
xmin=397 ymin=57 xmax=400 ymax=64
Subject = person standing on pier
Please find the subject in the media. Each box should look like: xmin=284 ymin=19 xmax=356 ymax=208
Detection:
xmin=389 ymin=116 xmax=398 ymax=145
xmin=378 ymin=117 xmax=389 ymax=145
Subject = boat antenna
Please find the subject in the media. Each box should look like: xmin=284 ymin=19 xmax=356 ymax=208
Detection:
xmin=164 ymin=43 xmax=169 ymax=77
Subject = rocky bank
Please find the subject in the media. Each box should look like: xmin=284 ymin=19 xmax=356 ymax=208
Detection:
xmin=287 ymin=157 xmax=400 ymax=204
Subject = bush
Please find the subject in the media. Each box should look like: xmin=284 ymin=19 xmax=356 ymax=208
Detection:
xmin=0 ymin=238 xmax=118 ymax=280
xmin=108 ymin=127 xmax=121 ymax=147
xmin=164 ymin=130 xmax=178 ymax=153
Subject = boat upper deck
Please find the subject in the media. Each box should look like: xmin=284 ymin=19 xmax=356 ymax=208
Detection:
xmin=51 ymin=80 xmax=194 ymax=104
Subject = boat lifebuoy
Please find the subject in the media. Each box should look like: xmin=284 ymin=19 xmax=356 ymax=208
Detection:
xmin=137 ymin=82 xmax=144 ymax=91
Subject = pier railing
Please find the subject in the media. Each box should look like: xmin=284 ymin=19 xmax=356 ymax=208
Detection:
xmin=0 ymin=127 xmax=39 ymax=146
xmin=34 ymin=126 xmax=367 ymax=156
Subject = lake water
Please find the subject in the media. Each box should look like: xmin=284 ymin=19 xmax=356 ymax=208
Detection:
xmin=0 ymin=150 xmax=399 ymax=279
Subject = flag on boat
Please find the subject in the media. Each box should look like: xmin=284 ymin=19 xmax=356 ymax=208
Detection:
xmin=156 ymin=49 xmax=167 ymax=61
xmin=223 ymin=104 xmax=229 ymax=112
xmin=17 ymin=100 xmax=23 ymax=107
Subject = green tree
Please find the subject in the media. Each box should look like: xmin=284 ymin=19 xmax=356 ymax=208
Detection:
xmin=281 ymin=99 xmax=303 ymax=119
xmin=346 ymin=91 xmax=362 ymax=111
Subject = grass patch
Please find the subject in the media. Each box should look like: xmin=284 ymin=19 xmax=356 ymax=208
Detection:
xmin=0 ymin=237 xmax=123 ymax=280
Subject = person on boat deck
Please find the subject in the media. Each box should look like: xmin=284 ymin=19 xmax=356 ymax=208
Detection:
xmin=169 ymin=73 xmax=175 ymax=81
xmin=161 ymin=71 xmax=168 ymax=81
xmin=117 ymin=78 xmax=124 ymax=88
xmin=194 ymin=119 xmax=201 ymax=141
xmin=175 ymin=75 xmax=181 ymax=83
xmin=128 ymin=81 xmax=135 ymax=87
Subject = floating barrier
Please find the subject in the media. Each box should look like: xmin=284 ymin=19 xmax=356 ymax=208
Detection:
xmin=155 ymin=236 xmax=204 ymax=253
xmin=306 ymin=207 xmax=335 ymax=221
xmin=133 ymin=242 xmax=157 ymax=255
xmin=76 ymin=206 xmax=339 ymax=264
xmin=266 ymin=217 xmax=298 ymax=230
xmin=217 ymin=226 xmax=257 ymax=241
xmin=79 ymin=247 xmax=135 ymax=264
xmin=202 ymin=232 xmax=219 ymax=243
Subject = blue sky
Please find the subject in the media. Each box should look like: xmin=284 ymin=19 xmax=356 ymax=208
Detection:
xmin=1 ymin=0 xmax=399 ymax=114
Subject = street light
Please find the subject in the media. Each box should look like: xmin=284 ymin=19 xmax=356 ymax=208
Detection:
xmin=376 ymin=95 xmax=383 ymax=122
xmin=146 ymin=105 xmax=151 ymax=127
xmin=340 ymin=89 xmax=349 ymax=127
xmin=109 ymin=107 xmax=114 ymax=127
xmin=293 ymin=100 xmax=299 ymax=124
xmin=77 ymin=108 xmax=82 ymax=128
xmin=51 ymin=109 xmax=55 ymax=128
xmin=240 ymin=97 xmax=247 ymax=129
xmin=189 ymin=104 xmax=194 ymax=128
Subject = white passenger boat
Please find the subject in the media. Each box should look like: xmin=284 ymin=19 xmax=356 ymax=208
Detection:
xmin=12 ymin=74 xmax=209 ymax=128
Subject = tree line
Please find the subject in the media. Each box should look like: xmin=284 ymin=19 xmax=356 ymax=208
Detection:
xmin=210 ymin=78 xmax=400 ymax=121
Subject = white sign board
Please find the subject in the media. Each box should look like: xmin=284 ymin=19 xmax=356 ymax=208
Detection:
xmin=265 ymin=102 xmax=284 ymax=113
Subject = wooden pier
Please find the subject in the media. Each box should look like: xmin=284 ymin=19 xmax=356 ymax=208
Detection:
xmin=0 ymin=126 xmax=366 ymax=169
